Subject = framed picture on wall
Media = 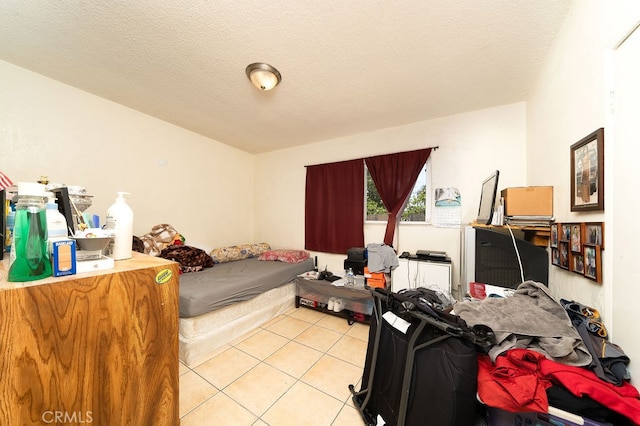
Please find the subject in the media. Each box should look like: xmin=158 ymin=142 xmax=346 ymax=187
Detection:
xmin=584 ymin=245 xmax=602 ymax=282
xmin=559 ymin=242 xmax=569 ymax=270
xmin=551 ymin=221 xmax=604 ymax=281
xmin=570 ymin=223 xmax=582 ymax=252
xmin=571 ymin=128 xmax=604 ymax=211
xmin=560 ymin=223 xmax=571 ymax=242
xmin=550 ymin=223 xmax=558 ymax=248
xmin=584 ymin=222 xmax=604 ymax=249
xmin=551 ymin=248 xmax=560 ymax=266
xmin=571 ymin=253 xmax=584 ymax=274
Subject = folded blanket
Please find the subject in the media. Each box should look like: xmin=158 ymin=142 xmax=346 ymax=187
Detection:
xmin=160 ymin=244 xmax=213 ymax=273
xmin=455 ymin=281 xmax=591 ymax=367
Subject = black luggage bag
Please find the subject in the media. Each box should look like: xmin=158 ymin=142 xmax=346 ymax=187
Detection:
xmin=349 ymin=288 xmax=494 ymax=426
xmin=345 ymin=247 xmax=367 ymax=275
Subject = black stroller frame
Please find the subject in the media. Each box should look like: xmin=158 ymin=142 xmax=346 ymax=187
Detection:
xmin=349 ymin=288 xmax=493 ymax=426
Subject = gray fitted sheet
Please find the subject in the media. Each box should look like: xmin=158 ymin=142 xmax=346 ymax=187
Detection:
xmin=179 ymin=257 xmax=314 ymax=318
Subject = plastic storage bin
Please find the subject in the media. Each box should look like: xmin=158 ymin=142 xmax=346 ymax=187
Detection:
xmin=486 ymin=406 xmax=607 ymax=426
xmin=296 ymin=276 xmax=373 ymax=315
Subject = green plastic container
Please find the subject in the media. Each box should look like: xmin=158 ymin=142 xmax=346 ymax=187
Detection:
xmin=8 ymin=199 xmax=52 ymax=282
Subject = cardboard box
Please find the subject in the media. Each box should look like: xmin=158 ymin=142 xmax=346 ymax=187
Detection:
xmin=501 ymin=186 xmax=553 ymax=216
xmin=52 ymin=239 xmax=77 ymax=277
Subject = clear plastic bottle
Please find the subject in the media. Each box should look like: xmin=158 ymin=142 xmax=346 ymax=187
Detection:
xmin=106 ymin=192 xmax=133 ymax=260
xmin=45 ymin=193 xmax=69 ymax=253
xmin=346 ymin=267 xmax=355 ymax=286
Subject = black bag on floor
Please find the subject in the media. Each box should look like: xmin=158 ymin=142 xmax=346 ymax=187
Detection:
xmin=350 ymin=288 xmax=494 ymax=426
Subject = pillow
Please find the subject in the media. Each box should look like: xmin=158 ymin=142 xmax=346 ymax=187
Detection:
xmin=259 ymin=249 xmax=310 ymax=264
xmin=159 ymin=244 xmax=214 ymax=273
xmin=209 ymin=243 xmax=271 ymax=264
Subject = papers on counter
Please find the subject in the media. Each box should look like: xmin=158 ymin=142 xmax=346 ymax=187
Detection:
xmin=331 ymin=278 xmax=348 ymax=286
xmin=298 ymin=271 xmax=320 ymax=279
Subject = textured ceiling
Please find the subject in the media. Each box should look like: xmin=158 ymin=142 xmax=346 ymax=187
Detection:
xmin=0 ymin=0 xmax=573 ymax=154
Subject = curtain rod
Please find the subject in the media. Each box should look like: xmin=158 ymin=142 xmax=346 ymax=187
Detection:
xmin=304 ymin=146 xmax=439 ymax=168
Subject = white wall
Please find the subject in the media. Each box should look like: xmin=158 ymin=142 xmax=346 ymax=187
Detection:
xmin=254 ymin=102 xmax=528 ymax=295
xmin=610 ymin=22 xmax=640 ymax=387
xmin=0 ymin=60 xmax=255 ymax=248
xmin=526 ymin=1 xmax=640 ymax=383
xmin=526 ymin=2 xmax=608 ymax=310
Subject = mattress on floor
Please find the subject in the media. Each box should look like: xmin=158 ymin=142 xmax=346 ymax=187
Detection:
xmin=179 ymin=257 xmax=314 ymax=318
xmin=179 ymin=282 xmax=296 ymax=366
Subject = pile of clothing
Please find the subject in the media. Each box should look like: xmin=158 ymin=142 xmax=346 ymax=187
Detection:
xmin=366 ymin=243 xmax=399 ymax=273
xmin=135 ymin=223 xmax=213 ymax=274
xmin=455 ymin=281 xmax=638 ymax=425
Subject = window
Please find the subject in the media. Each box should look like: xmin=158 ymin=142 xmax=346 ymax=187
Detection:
xmin=366 ymin=157 xmax=432 ymax=222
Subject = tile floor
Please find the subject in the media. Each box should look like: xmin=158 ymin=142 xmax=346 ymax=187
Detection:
xmin=179 ymin=306 xmax=369 ymax=426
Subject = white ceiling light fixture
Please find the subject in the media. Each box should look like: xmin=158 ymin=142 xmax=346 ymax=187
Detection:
xmin=245 ymin=62 xmax=282 ymax=91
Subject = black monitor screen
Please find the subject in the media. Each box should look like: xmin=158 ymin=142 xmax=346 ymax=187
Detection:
xmin=477 ymin=170 xmax=499 ymax=225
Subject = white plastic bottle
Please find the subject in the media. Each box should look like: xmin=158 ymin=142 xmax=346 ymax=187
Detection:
xmin=106 ymin=192 xmax=134 ymax=260
xmin=45 ymin=194 xmax=70 ymax=253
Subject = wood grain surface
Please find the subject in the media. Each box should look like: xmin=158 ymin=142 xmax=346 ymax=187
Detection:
xmin=0 ymin=254 xmax=179 ymax=425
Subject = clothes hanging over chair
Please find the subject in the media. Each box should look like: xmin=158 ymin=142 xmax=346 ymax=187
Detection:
xmin=366 ymin=243 xmax=398 ymax=273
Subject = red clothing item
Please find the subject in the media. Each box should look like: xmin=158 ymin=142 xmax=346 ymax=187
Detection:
xmin=478 ymin=350 xmax=551 ymax=413
xmin=478 ymin=348 xmax=640 ymax=425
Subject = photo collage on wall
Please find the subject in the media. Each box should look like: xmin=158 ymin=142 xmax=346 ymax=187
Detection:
xmin=550 ymin=222 xmax=603 ymax=283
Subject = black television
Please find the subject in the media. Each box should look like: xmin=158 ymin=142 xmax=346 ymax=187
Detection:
xmin=477 ymin=170 xmax=499 ymax=225
xmin=462 ymin=226 xmax=548 ymax=297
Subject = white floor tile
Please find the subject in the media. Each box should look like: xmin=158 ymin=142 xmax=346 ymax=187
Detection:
xmin=181 ymin=313 xmax=370 ymax=425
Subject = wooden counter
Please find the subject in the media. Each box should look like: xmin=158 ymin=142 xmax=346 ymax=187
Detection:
xmin=0 ymin=252 xmax=180 ymax=425
xmin=471 ymin=223 xmax=551 ymax=247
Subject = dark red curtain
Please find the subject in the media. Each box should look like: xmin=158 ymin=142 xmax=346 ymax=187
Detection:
xmin=365 ymin=148 xmax=432 ymax=245
xmin=305 ymin=159 xmax=364 ymax=254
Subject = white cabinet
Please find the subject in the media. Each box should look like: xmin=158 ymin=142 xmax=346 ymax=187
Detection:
xmin=392 ymin=258 xmax=452 ymax=294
